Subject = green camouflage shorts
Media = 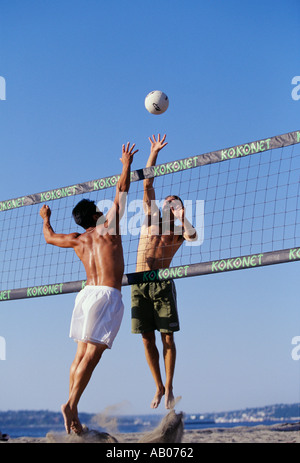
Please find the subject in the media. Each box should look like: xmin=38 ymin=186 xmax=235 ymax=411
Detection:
xmin=131 ymin=280 xmax=180 ymax=334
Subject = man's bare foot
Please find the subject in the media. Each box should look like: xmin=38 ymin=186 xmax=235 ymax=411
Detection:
xmin=165 ymin=388 xmax=175 ymax=409
xmin=151 ymin=387 xmax=165 ymax=409
xmin=70 ymin=408 xmax=83 ymax=435
xmin=71 ymin=416 xmax=83 ymax=435
xmin=61 ymin=403 xmax=73 ymax=434
xmin=61 ymin=403 xmax=83 ymax=435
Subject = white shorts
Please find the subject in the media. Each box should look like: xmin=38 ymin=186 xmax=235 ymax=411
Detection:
xmin=69 ymin=285 xmax=124 ymax=349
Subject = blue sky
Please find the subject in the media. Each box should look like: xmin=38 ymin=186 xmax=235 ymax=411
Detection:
xmin=0 ymin=0 xmax=299 ymax=417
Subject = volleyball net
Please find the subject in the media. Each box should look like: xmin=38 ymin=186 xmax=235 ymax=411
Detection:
xmin=0 ymin=129 xmax=300 ymax=301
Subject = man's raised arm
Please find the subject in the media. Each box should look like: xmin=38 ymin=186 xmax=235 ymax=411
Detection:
xmin=103 ymin=142 xmax=138 ymax=229
xmin=117 ymin=142 xmax=138 ymax=194
xmin=40 ymin=204 xmax=80 ymax=248
xmin=143 ymin=134 xmax=168 ymax=214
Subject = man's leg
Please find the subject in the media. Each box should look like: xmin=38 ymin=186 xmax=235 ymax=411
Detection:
xmin=69 ymin=341 xmax=87 ymax=395
xmin=63 ymin=341 xmax=87 ymax=432
xmin=161 ymin=333 xmax=176 ymax=409
xmin=62 ymin=341 xmax=107 ymax=433
xmin=142 ymin=331 xmax=165 ymax=409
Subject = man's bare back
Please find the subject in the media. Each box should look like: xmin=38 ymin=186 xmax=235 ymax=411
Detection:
xmin=71 ymin=226 xmax=125 ymax=290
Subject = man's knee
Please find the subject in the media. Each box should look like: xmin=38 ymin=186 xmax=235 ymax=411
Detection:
xmin=161 ymin=333 xmax=175 ymax=349
xmin=85 ymin=342 xmax=107 ymax=367
xmin=142 ymin=331 xmax=156 ymax=348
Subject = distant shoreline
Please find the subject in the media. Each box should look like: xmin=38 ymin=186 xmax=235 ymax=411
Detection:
xmin=1 ymin=402 xmax=299 ymax=429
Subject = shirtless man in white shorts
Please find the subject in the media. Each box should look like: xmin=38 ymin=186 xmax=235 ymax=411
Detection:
xmin=40 ymin=142 xmax=138 ymax=434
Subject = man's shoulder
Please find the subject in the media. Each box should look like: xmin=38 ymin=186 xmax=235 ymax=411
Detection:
xmin=71 ymin=232 xmax=82 ymax=238
xmin=69 ymin=231 xmax=82 ymax=244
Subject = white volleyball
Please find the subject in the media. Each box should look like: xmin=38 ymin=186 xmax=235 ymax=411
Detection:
xmin=145 ymin=90 xmax=169 ymax=115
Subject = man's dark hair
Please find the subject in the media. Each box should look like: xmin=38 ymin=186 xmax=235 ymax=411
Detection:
xmin=72 ymin=199 xmax=98 ymax=229
xmin=164 ymin=195 xmax=184 ymax=208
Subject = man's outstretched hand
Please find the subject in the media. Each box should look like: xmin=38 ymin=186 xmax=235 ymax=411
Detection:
xmin=120 ymin=142 xmax=139 ymax=165
xmin=149 ymin=133 xmax=168 ymax=154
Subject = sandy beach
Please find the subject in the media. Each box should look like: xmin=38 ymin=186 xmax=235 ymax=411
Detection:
xmin=1 ymin=421 xmax=299 ymax=444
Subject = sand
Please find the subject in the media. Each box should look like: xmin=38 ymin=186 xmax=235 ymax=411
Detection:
xmin=1 ymin=411 xmax=299 ymax=444
xmin=1 ymin=426 xmax=300 ymax=444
